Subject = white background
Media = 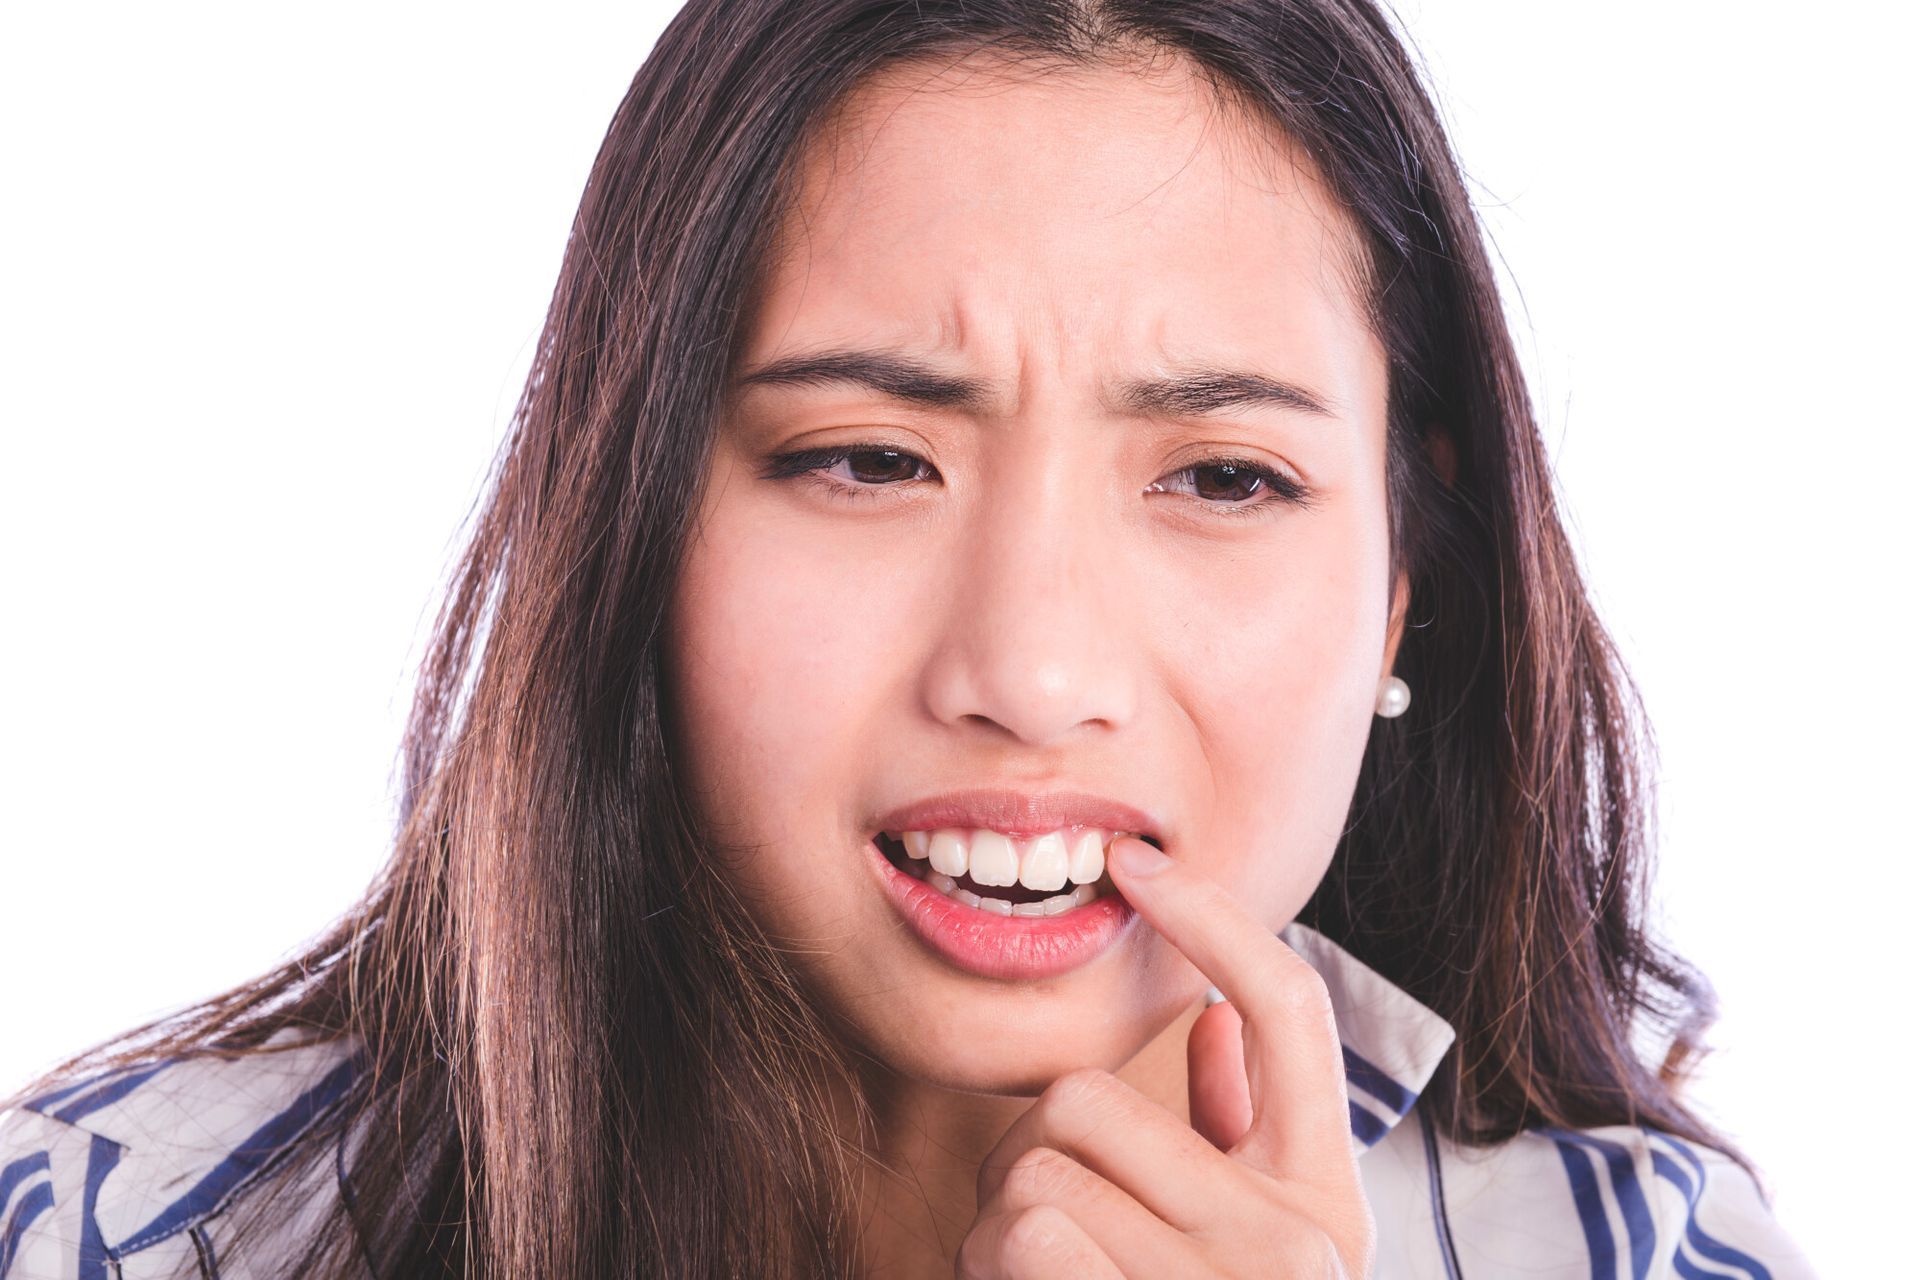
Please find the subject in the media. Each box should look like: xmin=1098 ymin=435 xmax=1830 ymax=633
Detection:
xmin=2 ymin=3 xmax=1911 ymax=1272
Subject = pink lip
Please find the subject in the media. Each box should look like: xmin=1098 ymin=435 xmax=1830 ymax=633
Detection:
xmin=871 ymin=789 xmax=1163 ymax=842
xmin=868 ymin=836 xmax=1139 ymax=981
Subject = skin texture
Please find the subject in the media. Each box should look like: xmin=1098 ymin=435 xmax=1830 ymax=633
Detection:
xmin=665 ymin=49 xmax=1412 ymax=1277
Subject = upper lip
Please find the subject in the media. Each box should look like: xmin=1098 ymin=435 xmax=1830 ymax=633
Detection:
xmin=873 ymin=789 xmax=1164 ymax=843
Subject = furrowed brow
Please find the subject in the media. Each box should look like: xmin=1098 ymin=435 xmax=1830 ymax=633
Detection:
xmin=729 ymin=347 xmax=1336 ymax=421
xmin=729 ymin=349 xmax=995 ymax=413
xmin=1111 ymin=368 xmax=1336 ymax=420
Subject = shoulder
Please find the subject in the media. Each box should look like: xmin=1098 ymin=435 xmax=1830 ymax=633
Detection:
xmin=1427 ymin=1121 xmax=1819 ymax=1279
xmin=0 ymin=1031 xmax=365 ymax=1280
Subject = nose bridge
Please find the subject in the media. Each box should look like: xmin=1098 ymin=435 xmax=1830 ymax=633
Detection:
xmin=919 ymin=426 xmax=1139 ymax=745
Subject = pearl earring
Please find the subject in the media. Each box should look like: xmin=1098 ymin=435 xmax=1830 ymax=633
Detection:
xmin=1374 ymin=675 xmax=1411 ymax=719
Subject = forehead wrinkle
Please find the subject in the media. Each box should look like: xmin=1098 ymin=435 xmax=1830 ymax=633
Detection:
xmin=740 ymin=47 xmax=1380 ymax=414
xmin=731 ymin=339 xmax=1343 ymax=431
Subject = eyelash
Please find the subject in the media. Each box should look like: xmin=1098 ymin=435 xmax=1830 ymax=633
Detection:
xmin=758 ymin=444 xmax=1314 ymax=520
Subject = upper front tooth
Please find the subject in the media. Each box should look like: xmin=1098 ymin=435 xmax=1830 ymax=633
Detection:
xmin=927 ymin=830 xmax=969 ymax=877
xmin=1066 ymin=828 xmax=1107 ymax=884
xmin=968 ymin=831 xmax=1019 ymax=887
xmin=908 ymin=825 xmax=1126 ymax=887
xmin=1018 ymin=832 xmax=1070 ymax=891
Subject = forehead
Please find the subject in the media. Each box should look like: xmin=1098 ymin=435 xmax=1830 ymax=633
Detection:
xmin=739 ymin=49 xmax=1380 ymax=411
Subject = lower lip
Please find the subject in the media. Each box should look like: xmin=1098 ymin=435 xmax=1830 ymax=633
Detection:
xmin=869 ymin=837 xmax=1138 ymax=981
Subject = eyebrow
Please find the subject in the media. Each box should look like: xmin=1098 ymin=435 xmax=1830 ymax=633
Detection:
xmin=728 ymin=347 xmax=1337 ymax=420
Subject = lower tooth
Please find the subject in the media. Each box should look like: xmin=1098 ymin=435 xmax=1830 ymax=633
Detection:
xmin=923 ymin=871 xmax=1102 ymax=916
xmin=894 ymin=839 xmax=1117 ymax=922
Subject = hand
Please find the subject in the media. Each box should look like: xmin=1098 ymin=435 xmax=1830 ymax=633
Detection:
xmin=957 ymin=837 xmax=1375 ymax=1278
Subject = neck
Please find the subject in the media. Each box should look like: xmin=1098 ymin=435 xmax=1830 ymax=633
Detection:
xmin=841 ymin=993 xmax=1209 ymax=1280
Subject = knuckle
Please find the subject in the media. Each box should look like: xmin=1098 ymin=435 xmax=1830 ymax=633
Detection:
xmin=1000 ymin=1204 xmax=1077 ymax=1263
xmin=955 ymin=1226 xmax=994 ymax=1279
xmin=1270 ymin=958 xmax=1336 ymax=1027
xmin=1338 ymin=1201 xmax=1379 ymax=1275
xmin=1260 ymin=1194 xmax=1376 ymax=1279
xmin=1042 ymin=1065 xmax=1113 ymax=1114
xmin=1002 ymin=1145 xmax=1078 ymax=1205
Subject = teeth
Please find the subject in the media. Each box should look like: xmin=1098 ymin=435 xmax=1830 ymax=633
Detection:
xmin=895 ymin=847 xmax=1105 ymax=917
xmin=969 ymin=831 xmax=1019 ymax=887
xmin=887 ymin=825 xmax=1132 ymax=890
xmin=1066 ymin=829 xmax=1106 ymax=885
xmin=1018 ymin=832 xmax=1070 ymax=892
xmin=928 ymin=830 xmax=969 ymax=877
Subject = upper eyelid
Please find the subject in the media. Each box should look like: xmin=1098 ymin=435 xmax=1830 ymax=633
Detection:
xmin=781 ymin=442 xmax=1300 ymax=483
xmin=779 ymin=444 xmax=1312 ymax=519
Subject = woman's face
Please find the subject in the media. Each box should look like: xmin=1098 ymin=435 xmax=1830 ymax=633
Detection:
xmin=665 ymin=53 xmax=1404 ymax=1095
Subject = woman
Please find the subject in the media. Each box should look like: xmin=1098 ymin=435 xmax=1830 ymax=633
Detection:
xmin=0 ymin=0 xmax=1816 ymax=1276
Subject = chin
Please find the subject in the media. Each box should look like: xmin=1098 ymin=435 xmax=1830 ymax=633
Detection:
xmin=848 ymin=957 xmax=1200 ymax=1097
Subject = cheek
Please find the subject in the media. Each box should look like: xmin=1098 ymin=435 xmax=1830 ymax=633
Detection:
xmin=664 ymin=490 xmax=893 ymax=918
xmin=1166 ymin=519 xmax=1389 ymax=914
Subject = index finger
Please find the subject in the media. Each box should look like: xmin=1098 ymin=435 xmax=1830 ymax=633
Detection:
xmin=1105 ymin=835 xmax=1353 ymax=1180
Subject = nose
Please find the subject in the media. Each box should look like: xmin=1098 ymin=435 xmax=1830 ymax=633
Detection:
xmin=917 ymin=441 xmax=1140 ymax=746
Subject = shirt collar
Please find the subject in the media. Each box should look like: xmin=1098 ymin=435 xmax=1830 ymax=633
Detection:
xmin=1205 ymin=921 xmax=1457 ymax=1155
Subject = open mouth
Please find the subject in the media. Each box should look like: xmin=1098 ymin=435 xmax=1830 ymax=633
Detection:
xmin=872 ymin=831 xmax=1159 ymax=918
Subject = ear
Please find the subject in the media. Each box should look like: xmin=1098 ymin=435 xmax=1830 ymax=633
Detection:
xmin=1382 ymin=565 xmax=1411 ymax=680
xmin=1380 ymin=424 xmax=1450 ymax=680
xmin=1425 ymin=423 xmax=1458 ymax=489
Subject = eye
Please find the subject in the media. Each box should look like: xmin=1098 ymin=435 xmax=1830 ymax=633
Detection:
xmin=759 ymin=443 xmax=1313 ymax=518
xmin=757 ymin=445 xmax=935 ymax=503
xmin=1146 ymin=456 xmax=1312 ymax=519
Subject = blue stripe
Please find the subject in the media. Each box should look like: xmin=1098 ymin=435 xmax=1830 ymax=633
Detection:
xmin=1552 ymin=1130 xmax=1655 ymax=1279
xmin=1671 ymin=1247 xmax=1725 ymax=1280
xmin=1549 ymin=1135 xmax=1616 ymax=1280
xmin=192 ymin=1224 xmax=221 ymax=1279
xmin=78 ymin=1133 xmax=122 ymax=1280
xmin=0 ymin=1153 xmax=49 ymax=1221
xmin=22 ymin=1063 xmax=133 ymax=1113
xmin=53 ymin=1062 xmax=174 ymax=1124
xmin=1648 ymin=1133 xmax=1775 ymax=1280
xmin=1 ymin=1180 xmax=55 ymax=1279
xmin=1416 ymin=1105 xmax=1463 ymax=1280
xmin=1341 ymin=1046 xmax=1417 ymax=1116
xmin=113 ymin=1055 xmax=360 ymax=1254
xmin=1347 ymin=1100 xmax=1389 ymax=1147
xmin=1652 ymin=1154 xmax=1747 ymax=1279
xmin=336 ymin=1108 xmax=381 ymax=1280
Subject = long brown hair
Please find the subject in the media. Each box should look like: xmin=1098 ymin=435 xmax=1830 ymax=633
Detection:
xmin=4 ymin=1 xmax=1751 ymax=1274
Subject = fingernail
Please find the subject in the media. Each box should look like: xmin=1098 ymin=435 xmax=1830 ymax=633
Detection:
xmin=1110 ymin=835 xmax=1170 ymax=877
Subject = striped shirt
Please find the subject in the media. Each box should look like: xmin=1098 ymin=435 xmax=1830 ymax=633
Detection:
xmin=0 ymin=924 xmax=1817 ymax=1278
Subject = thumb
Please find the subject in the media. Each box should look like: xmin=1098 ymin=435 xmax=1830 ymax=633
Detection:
xmin=1186 ymin=997 xmax=1254 ymax=1152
